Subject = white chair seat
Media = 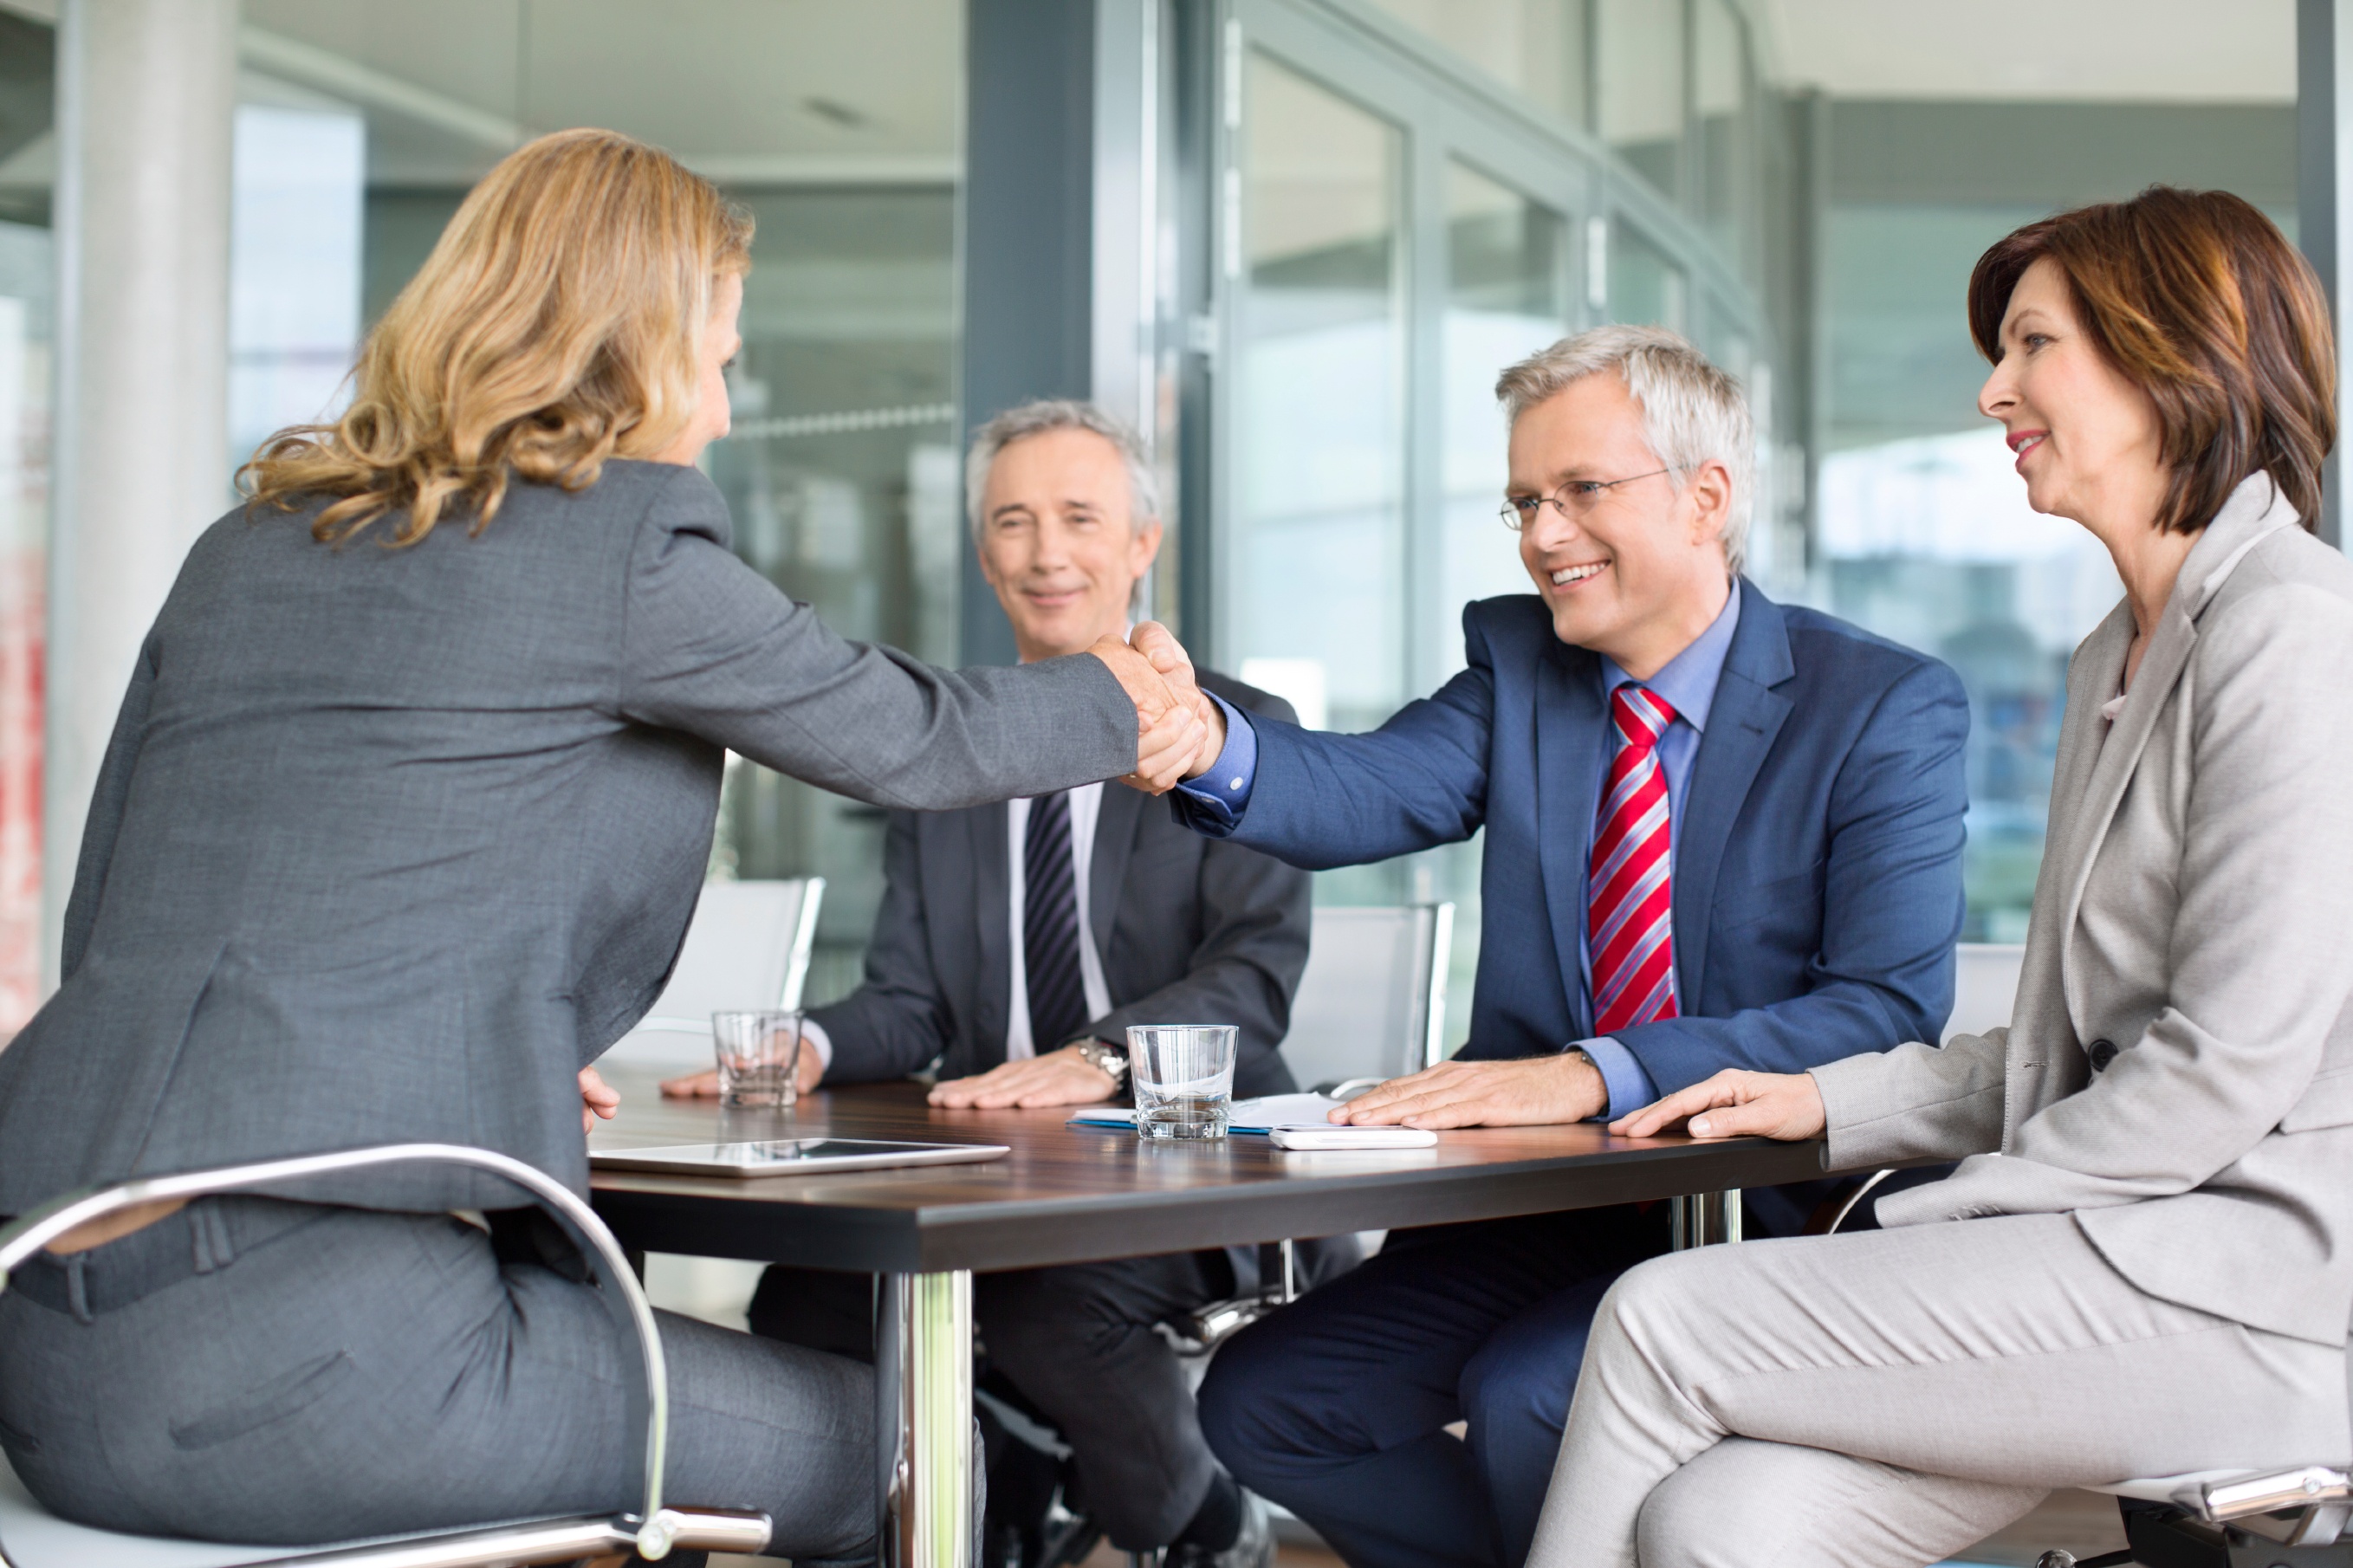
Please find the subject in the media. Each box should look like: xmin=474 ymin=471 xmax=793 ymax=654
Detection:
xmin=2 ymin=1448 xmax=301 ymax=1566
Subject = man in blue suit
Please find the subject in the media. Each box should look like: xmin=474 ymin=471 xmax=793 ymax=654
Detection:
xmin=1138 ymin=326 xmax=1970 ymax=1568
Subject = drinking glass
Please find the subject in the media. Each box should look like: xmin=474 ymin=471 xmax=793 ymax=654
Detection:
xmin=711 ymin=1009 xmax=803 ymax=1110
xmin=1125 ymin=1025 xmax=1238 ymax=1140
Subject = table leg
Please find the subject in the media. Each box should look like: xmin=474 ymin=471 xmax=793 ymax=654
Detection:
xmin=1669 ymin=1189 xmax=1741 ymax=1248
xmin=875 ymin=1269 xmax=976 ymax=1568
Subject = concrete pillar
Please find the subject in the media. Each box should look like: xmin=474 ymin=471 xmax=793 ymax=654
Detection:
xmin=45 ymin=0 xmax=237 ymax=983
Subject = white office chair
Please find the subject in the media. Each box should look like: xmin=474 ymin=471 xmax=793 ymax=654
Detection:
xmin=0 ymin=1144 xmax=770 ymax=1567
xmin=1277 ymin=903 xmax=1455 ymax=1093
xmin=600 ymin=876 xmax=826 ymax=1077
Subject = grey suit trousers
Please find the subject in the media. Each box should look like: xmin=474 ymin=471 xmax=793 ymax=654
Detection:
xmin=0 ymin=1198 xmax=874 ymax=1557
xmin=1527 ymin=1214 xmax=2348 ymax=1568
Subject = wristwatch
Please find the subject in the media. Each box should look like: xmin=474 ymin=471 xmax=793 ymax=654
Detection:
xmin=1073 ymin=1038 xmax=1130 ymax=1087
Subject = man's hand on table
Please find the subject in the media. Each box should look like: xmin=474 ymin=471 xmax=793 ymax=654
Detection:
xmin=927 ymin=1045 xmax=1118 ymax=1109
xmin=1329 ymin=1051 xmax=1608 ymax=1130
xmin=659 ymin=1046 xmax=827 ymax=1101
xmin=1611 ymin=1069 xmax=1826 ymax=1142
xmin=580 ymin=1066 xmax=620 ymax=1134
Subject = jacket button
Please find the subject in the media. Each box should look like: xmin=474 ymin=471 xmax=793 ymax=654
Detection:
xmin=2088 ymin=1039 xmax=2117 ymax=1071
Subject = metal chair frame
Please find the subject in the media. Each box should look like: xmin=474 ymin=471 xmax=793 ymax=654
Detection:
xmin=0 ymin=1143 xmax=773 ymax=1567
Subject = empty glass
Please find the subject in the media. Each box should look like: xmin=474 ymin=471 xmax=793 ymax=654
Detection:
xmin=712 ymin=1009 xmax=803 ymax=1110
xmin=1125 ymin=1025 xmax=1239 ymax=1141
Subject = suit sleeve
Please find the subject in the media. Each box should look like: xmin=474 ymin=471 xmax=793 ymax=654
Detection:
xmin=1092 ymin=693 xmax=1313 ymax=1091
xmin=802 ymin=811 xmax=959 ymax=1083
xmin=1606 ymin=658 xmax=1971 ymax=1098
xmin=60 ymin=632 xmax=160 ymax=982
xmin=616 ymin=467 xmax=1135 ymax=810
xmin=1812 ymin=1026 xmax=2009 ymax=1168
xmin=1168 ymin=609 xmax=1496 ymax=868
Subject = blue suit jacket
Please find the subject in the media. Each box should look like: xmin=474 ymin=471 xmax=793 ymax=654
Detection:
xmin=1177 ymin=582 xmax=1969 ymax=1192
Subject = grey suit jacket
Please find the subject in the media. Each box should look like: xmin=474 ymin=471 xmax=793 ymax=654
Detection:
xmin=0 ymin=460 xmax=1139 ymax=1214
xmin=1812 ymin=476 xmax=2353 ymax=1346
xmin=814 ymin=672 xmax=1312 ymax=1101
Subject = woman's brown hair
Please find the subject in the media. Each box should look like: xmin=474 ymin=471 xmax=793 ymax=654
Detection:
xmin=241 ymin=128 xmax=754 ymax=547
xmin=1967 ymin=186 xmax=2335 ymax=535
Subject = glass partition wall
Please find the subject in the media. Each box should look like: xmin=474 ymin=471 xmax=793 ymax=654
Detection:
xmin=1207 ymin=0 xmax=1767 ymax=1050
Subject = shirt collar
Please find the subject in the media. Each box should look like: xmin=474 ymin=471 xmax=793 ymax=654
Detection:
xmin=1599 ymin=581 xmax=1742 ymax=734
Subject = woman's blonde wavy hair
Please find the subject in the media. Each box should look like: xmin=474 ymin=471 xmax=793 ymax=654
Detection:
xmin=241 ymin=127 xmax=754 ymax=547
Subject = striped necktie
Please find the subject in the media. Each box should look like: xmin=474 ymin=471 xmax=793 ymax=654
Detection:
xmin=1022 ymin=791 xmax=1092 ymax=1053
xmin=1590 ymin=685 xmax=1681 ymax=1034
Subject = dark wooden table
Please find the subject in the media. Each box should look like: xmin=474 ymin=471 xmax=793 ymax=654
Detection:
xmin=587 ymin=1068 xmax=1841 ymax=1568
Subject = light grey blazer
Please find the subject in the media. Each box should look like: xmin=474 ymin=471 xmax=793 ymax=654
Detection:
xmin=1813 ymin=475 xmax=2353 ymax=1347
xmin=0 ymin=460 xmax=1138 ymax=1215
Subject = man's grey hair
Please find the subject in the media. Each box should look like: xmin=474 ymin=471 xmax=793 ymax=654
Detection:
xmin=964 ymin=398 xmax=1161 ymax=544
xmin=1494 ymin=326 xmax=1755 ymax=575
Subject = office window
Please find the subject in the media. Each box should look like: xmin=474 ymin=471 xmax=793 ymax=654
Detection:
xmin=1355 ymin=0 xmax=1590 ymax=129
xmin=1608 ymin=217 xmax=1685 ymax=330
xmin=1693 ymin=0 xmax=1749 ymax=260
xmin=1228 ymin=50 xmax=1406 ymax=739
xmin=0 ymin=10 xmax=47 ymax=1030
xmin=1595 ymin=0 xmax=1682 ymax=201
xmin=236 ymin=0 xmax=964 ymax=999
xmin=1441 ymin=162 xmax=1568 ymax=675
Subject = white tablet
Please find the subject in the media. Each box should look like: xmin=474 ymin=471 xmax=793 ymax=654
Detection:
xmin=591 ymin=1138 xmax=1010 ymax=1177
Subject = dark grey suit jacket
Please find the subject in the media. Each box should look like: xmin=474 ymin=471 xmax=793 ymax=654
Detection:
xmin=0 ymin=460 xmax=1138 ymax=1214
xmin=816 ymin=673 xmax=1312 ymax=1101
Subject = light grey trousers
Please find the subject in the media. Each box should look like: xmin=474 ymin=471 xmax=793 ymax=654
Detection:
xmin=1527 ymin=1212 xmax=2350 ymax=1568
xmin=0 ymin=1197 xmax=876 ymax=1558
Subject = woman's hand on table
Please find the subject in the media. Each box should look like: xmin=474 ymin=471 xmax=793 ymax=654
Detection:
xmin=658 ymin=1047 xmax=826 ymax=1100
xmin=580 ymin=1066 xmax=621 ymax=1133
xmin=928 ymin=1046 xmax=1116 ymax=1109
xmin=1611 ymin=1069 xmax=1826 ymax=1142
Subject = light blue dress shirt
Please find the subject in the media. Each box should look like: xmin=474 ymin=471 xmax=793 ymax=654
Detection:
xmin=1175 ymin=584 xmax=1742 ymax=1118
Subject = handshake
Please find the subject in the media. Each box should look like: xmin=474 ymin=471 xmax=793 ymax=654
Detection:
xmin=1087 ymin=622 xmax=1228 ymax=795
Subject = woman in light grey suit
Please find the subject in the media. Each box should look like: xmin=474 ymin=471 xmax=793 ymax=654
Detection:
xmin=0 ymin=130 xmax=1202 ymax=1554
xmin=1527 ymin=187 xmax=2353 ymax=1567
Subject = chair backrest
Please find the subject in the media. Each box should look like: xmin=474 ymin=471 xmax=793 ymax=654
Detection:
xmin=1278 ymin=904 xmax=1454 ymax=1092
xmin=1945 ymin=943 xmax=2025 ymax=1044
xmin=600 ymin=878 xmax=825 ymax=1074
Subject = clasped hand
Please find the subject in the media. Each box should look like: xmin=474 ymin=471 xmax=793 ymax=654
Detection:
xmin=1090 ymin=622 xmax=1227 ymax=795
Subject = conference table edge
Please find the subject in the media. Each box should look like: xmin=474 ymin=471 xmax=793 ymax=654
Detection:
xmin=590 ymin=1136 xmax=1844 ymax=1274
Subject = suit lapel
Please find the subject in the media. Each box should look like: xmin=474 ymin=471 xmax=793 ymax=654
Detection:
xmin=1535 ymin=641 xmax=1610 ymax=1037
xmin=2049 ymin=479 xmax=2299 ymax=1028
xmin=1673 ymin=583 xmax=1795 ymax=1008
xmin=972 ymin=800 xmax=1011 ymax=1058
xmin=1088 ymin=783 xmax=1143 ymax=970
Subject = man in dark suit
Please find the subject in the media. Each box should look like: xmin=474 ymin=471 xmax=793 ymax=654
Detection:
xmin=670 ymin=398 xmax=1308 ymax=1568
xmin=1138 ymin=327 xmax=1971 ymax=1568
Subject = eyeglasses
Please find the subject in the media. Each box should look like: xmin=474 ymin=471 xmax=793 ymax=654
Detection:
xmin=1499 ymin=467 xmax=1680 ymax=531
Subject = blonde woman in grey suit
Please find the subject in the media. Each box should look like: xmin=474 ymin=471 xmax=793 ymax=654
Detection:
xmin=1527 ymin=186 xmax=2353 ymax=1567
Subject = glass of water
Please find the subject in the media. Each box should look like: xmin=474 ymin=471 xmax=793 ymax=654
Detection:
xmin=1125 ymin=1025 xmax=1239 ymax=1141
xmin=712 ymin=1010 xmax=803 ymax=1110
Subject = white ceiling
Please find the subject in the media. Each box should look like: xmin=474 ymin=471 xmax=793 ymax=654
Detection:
xmin=1753 ymin=0 xmax=2296 ymax=103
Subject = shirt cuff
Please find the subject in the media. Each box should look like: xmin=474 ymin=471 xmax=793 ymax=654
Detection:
xmin=799 ymin=1016 xmax=833 ymax=1074
xmin=1572 ymin=1035 xmax=1656 ymax=1121
xmin=1170 ymin=693 xmax=1258 ymax=826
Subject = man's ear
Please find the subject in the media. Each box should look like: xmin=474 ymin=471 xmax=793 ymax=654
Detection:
xmin=1686 ymin=460 xmax=1734 ymax=548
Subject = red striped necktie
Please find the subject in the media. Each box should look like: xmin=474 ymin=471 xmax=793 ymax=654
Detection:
xmin=1590 ymin=685 xmax=1680 ymax=1034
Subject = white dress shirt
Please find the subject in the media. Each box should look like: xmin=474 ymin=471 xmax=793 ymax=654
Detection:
xmin=799 ymin=784 xmax=1116 ymax=1074
xmin=1003 ymin=781 xmax=1114 ymax=1059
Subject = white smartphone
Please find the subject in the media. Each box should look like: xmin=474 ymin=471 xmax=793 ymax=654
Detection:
xmin=1268 ymin=1125 xmax=1438 ymax=1150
